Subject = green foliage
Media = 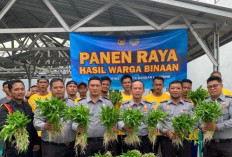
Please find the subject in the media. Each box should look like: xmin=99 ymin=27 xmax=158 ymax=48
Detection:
xmin=122 ymin=108 xmax=144 ymax=131
xmin=146 ymin=109 xmax=167 ymax=128
xmin=0 ymin=111 xmax=31 ymax=153
xmin=36 ymin=97 xmax=69 ymax=131
xmin=92 ymin=152 xmax=112 ymax=157
xmin=194 ymin=101 xmax=223 ymax=123
xmin=120 ymin=150 xmax=142 ymax=157
xmin=142 ymin=153 xmax=157 ymax=157
xmin=171 ymin=114 xmax=197 ymax=141
xmin=100 ymin=106 xmax=120 ymax=131
xmin=187 ymin=86 xmax=209 ymax=105
xmin=109 ymin=89 xmax=122 ymax=107
xmin=67 ymin=104 xmax=90 ymax=131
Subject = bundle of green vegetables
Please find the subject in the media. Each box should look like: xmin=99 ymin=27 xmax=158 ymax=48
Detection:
xmin=35 ymin=97 xmax=68 ymax=140
xmin=0 ymin=111 xmax=31 ymax=153
xmin=187 ymin=85 xmax=209 ymax=105
xmin=92 ymin=152 xmax=112 ymax=157
xmin=194 ymin=101 xmax=222 ymax=143
xmin=146 ymin=109 xmax=167 ymax=147
xmin=121 ymin=108 xmax=144 ymax=146
xmin=120 ymin=150 xmax=142 ymax=157
xmin=171 ymin=114 xmax=197 ymax=147
xmin=109 ymin=89 xmax=122 ymax=107
xmin=99 ymin=105 xmax=120 ymax=147
xmin=67 ymin=104 xmax=90 ymax=154
xmin=142 ymin=153 xmax=157 ymax=157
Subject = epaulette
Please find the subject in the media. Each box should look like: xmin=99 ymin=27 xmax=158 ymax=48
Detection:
xmin=160 ymin=100 xmax=168 ymax=103
xmin=184 ymin=99 xmax=191 ymax=103
xmin=63 ymin=97 xmax=74 ymax=102
xmin=121 ymin=100 xmax=130 ymax=105
xmin=78 ymin=97 xmax=86 ymax=102
xmin=102 ymin=96 xmax=110 ymax=100
xmin=225 ymin=95 xmax=232 ymax=98
xmin=143 ymin=100 xmax=152 ymax=104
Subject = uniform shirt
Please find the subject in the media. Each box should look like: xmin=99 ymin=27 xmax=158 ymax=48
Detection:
xmin=28 ymin=93 xmax=52 ymax=113
xmin=74 ymin=97 xmax=81 ymax=104
xmin=205 ymin=94 xmax=232 ymax=139
xmin=0 ymin=97 xmax=11 ymax=105
xmin=72 ymin=96 xmax=113 ymax=138
xmin=144 ymin=93 xmax=170 ymax=109
xmin=157 ymin=99 xmax=194 ymax=135
xmin=118 ymin=99 xmax=154 ymax=136
xmin=33 ymin=98 xmax=76 ymax=143
xmin=0 ymin=100 xmax=39 ymax=156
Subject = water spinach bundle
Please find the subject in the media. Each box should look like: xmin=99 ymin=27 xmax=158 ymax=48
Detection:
xmin=187 ymin=86 xmax=209 ymax=105
xmin=171 ymin=114 xmax=197 ymax=147
xmin=67 ymin=104 xmax=90 ymax=154
xmin=99 ymin=106 xmax=120 ymax=147
xmin=146 ymin=109 xmax=167 ymax=146
xmin=194 ymin=101 xmax=223 ymax=143
xmin=0 ymin=111 xmax=31 ymax=153
xmin=109 ymin=89 xmax=122 ymax=107
xmin=121 ymin=108 xmax=144 ymax=146
xmin=35 ymin=97 xmax=68 ymax=140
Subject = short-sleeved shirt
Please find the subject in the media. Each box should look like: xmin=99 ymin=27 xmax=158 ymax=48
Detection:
xmin=144 ymin=93 xmax=170 ymax=110
xmin=118 ymin=99 xmax=154 ymax=136
xmin=74 ymin=96 xmax=113 ymax=138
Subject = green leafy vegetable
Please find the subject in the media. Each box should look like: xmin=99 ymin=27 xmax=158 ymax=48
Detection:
xmin=171 ymin=114 xmax=197 ymax=147
xmin=35 ymin=97 xmax=68 ymax=140
xmin=0 ymin=111 xmax=31 ymax=153
xmin=100 ymin=106 xmax=120 ymax=147
xmin=194 ymin=101 xmax=223 ymax=143
xmin=92 ymin=152 xmax=112 ymax=157
xmin=109 ymin=89 xmax=122 ymax=107
xmin=146 ymin=109 xmax=167 ymax=146
xmin=122 ymin=108 xmax=144 ymax=146
xmin=142 ymin=153 xmax=157 ymax=157
xmin=67 ymin=104 xmax=90 ymax=155
xmin=187 ymin=86 xmax=209 ymax=105
xmin=119 ymin=150 xmax=142 ymax=157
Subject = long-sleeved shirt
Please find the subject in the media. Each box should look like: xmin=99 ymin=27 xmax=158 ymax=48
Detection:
xmin=118 ymin=99 xmax=154 ymax=136
xmin=157 ymin=99 xmax=193 ymax=134
xmin=0 ymin=100 xmax=39 ymax=157
xmin=72 ymin=96 xmax=113 ymax=138
xmin=33 ymin=98 xmax=76 ymax=143
xmin=205 ymin=94 xmax=232 ymax=139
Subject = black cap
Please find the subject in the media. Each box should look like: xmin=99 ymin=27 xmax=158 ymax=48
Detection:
xmin=37 ymin=75 xmax=49 ymax=82
xmin=66 ymin=80 xmax=78 ymax=87
xmin=78 ymin=81 xmax=87 ymax=87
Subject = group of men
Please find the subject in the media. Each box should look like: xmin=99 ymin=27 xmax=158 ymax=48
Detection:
xmin=0 ymin=71 xmax=231 ymax=157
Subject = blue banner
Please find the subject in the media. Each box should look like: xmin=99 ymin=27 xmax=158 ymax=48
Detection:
xmin=70 ymin=29 xmax=187 ymax=90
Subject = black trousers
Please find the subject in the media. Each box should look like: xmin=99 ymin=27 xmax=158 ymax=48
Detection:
xmin=41 ymin=141 xmax=75 ymax=157
xmin=2 ymin=141 xmax=33 ymax=157
xmin=161 ymin=137 xmax=191 ymax=157
xmin=79 ymin=138 xmax=105 ymax=157
xmin=153 ymin=136 xmax=164 ymax=155
xmin=206 ymin=139 xmax=232 ymax=157
xmin=123 ymin=135 xmax=152 ymax=154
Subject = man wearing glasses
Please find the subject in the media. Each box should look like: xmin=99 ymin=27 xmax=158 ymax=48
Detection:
xmin=203 ymin=76 xmax=232 ymax=157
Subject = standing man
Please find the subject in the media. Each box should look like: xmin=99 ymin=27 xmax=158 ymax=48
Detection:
xmin=118 ymin=80 xmax=154 ymax=154
xmin=78 ymin=82 xmax=88 ymax=99
xmin=66 ymin=80 xmax=80 ymax=103
xmin=28 ymin=75 xmax=52 ymax=113
xmin=158 ymin=80 xmax=193 ymax=157
xmin=34 ymin=78 xmax=76 ymax=157
xmin=73 ymin=76 xmax=114 ymax=157
xmin=210 ymin=71 xmax=232 ymax=96
xmin=0 ymin=80 xmax=40 ymax=157
xmin=0 ymin=81 xmax=11 ymax=104
xmin=144 ymin=76 xmax=170 ymax=154
xmin=181 ymin=79 xmax=192 ymax=101
xmin=100 ymin=76 xmax=111 ymax=98
xmin=203 ymin=76 xmax=232 ymax=157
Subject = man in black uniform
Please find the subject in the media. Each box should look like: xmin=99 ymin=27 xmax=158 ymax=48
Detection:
xmin=0 ymin=80 xmax=40 ymax=157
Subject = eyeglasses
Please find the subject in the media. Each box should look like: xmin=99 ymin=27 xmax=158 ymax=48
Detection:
xmin=207 ymin=84 xmax=221 ymax=89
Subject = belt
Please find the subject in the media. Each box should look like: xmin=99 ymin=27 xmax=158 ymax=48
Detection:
xmin=87 ymin=137 xmax=103 ymax=142
xmin=42 ymin=140 xmax=75 ymax=147
xmin=212 ymin=139 xmax=232 ymax=143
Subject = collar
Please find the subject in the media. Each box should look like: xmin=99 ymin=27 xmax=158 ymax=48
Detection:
xmin=209 ymin=93 xmax=226 ymax=102
xmin=167 ymin=98 xmax=185 ymax=105
xmin=86 ymin=96 xmax=103 ymax=103
xmin=130 ymin=99 xmax=145 ymax=107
